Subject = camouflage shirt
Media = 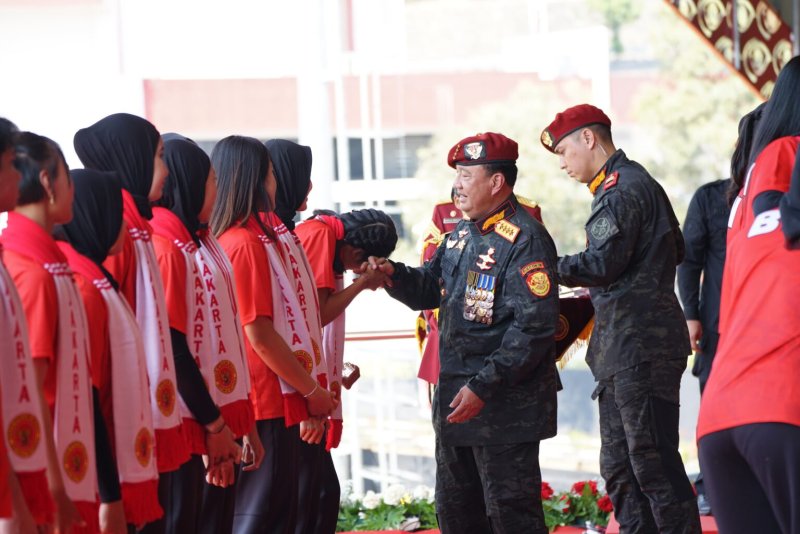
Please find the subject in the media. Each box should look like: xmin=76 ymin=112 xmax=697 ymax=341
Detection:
xmin=557 ymin=150 xmax=691 ymax=380
xmin=387 ymin=194 xmax=558 ymax=446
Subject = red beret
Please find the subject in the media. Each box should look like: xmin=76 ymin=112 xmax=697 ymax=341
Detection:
xmin=540 ymin=104 xmax=611 ymax=153
xmin=448 ymin=132 xmax=518 ymax=169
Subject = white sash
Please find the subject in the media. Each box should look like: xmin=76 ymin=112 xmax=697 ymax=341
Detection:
xmin=129 ymin=228 xmax=182 ymax=432
xmin=97 ymin=278 xmax=158 ymax=485
xmin=257 ymin=233 xmax=320 ymax=395
xmin=46 ymin=262 xmax=97 ymax=504
xmin=273 ymin=223 xmax=328 ymax=386
xmin=0 ymin=260 xmax=49 ymax=473
xmin=194 ymin=234 xmax=252 ymax=409
xmin=323 ymin=275 xmax=346 ymax=421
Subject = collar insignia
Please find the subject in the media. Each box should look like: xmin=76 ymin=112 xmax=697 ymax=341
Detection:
xmin=603 ymin=171 xmax=619 ymax=190
xmin=588 ymin=168 xmax=607 ymax=195
xmin=481 ymin=210 xmax=505 ymax=231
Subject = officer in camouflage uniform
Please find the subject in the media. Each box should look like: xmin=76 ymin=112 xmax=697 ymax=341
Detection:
xmin=541 ymin=105 xmax=701 ymax=533
xmin=370 ymin=132 xmax=559 ymax=534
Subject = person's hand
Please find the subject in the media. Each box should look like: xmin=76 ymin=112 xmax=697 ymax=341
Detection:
xmin=306 ymin=384 xmax=338 ymax=417
xmin=299 ymin=417 xmax=325 ymax=444
xmin=98 ymin=500 xmax=126 ymax=534
xmin=366 ymin=256 xmax=395 ymax=286
xmin=205 ymin=418 xmax=243 ymax=468
xmin=242 ymin=426 xmax=265 ymax=472
xmin=687 ymin=319 xmax=703 ymax=353
xmin=52 ymin=487 xmax=85 ymax=534
xmin=447 ymin=385 xmax=485 ymax=424
xmin=203 ymin=458 xmax=235 ymax=487
xmin=358 ymin=265 xmax=389 ymax=291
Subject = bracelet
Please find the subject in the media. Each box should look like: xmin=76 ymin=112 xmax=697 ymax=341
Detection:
xmin=303 ymin=383 xmax=319 ymax=398
xmin=207 ymin=421 xmax=226 ymax=435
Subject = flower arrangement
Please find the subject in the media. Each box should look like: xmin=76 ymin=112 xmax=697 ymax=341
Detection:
xmin=337 ymin=484 xmax=437 ymax=532
xmin=542 ymin=480 xmax=613 ymax=532
xmin=337 ymin=479 xmax=612 ymax=532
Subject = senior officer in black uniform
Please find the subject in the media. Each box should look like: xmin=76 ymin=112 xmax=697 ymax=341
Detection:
xmin=368 ymin=132 xmax=559 ymax=534
xmin=541 ymin=105 xmax=701 ymax=534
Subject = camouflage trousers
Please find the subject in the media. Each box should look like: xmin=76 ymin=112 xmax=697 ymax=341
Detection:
xmin=595 ymin=359 xmax=701 ymax=534
xmin=434 ymin=438 xmax=546 ymax=534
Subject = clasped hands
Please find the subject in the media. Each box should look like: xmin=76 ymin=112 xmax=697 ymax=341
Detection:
xmin=203 ymin=417 xmax=266 ymax=488
xmin=354 ymin=256 xmax=394 ymax=289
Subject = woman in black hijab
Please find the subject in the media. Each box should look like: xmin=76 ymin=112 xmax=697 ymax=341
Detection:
xmin=73 ymin=113 xmax=167 ymax=218
xmin=265 ymin=139 xmax=312 ymax=230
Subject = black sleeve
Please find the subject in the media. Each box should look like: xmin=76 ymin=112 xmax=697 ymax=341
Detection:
xmin=557 ymin=190 xmax=642 ymax=288
xmin=676 ymin=190 xmax=706 ymax=321
xmin=780 ymin=154 xmax=800 ymax=249
xmin=385 ymin=240 xmax=445 ymax=311
xmin=171 ymin=328 xmax=220 ymax=425
xmin=93 ymin=387 xmax=121 ymax=503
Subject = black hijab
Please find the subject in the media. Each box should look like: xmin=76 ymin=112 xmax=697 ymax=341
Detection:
xmin=265 ymin=139 xmax=312 ymax=230
xmin=73 ymin=113 xmax=160 ymax=219
xmin=156 ymin=133 xmax=211 ymax=242
xmin=62 ymin=169 xmax=124 ymax=283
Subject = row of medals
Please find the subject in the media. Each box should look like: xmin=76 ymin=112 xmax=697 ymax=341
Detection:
xmin=464 ymin=275 xmax=494 ymax=325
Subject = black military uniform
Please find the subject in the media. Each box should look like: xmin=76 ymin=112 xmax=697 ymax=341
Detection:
xmin=386 ymin=132 xmax=559 ymax=534
xmin=677 ymin=179 xmax=730 ymax=393
xmin=557 ymin=149 xmax=701 ymax=533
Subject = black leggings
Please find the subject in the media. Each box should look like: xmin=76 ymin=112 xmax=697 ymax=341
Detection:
xmin=699 ymin=423 xmax=800 ymax=534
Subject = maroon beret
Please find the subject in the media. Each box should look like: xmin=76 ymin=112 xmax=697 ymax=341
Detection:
xmin=540 ymin=104 xmax=611 ymax=153
xmin=448 ymin=132 xmax=518 ymax=169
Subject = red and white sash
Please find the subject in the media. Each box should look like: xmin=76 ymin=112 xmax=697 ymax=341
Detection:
xmin=269 ymin=215 xmax=328 ymax=389
xmin=59 ymin=243 xmax=162 ymax=526
xmin=195 ymin=231 xmax=254 ymax=438
xmin=0 ymin=213 xmax=97 ymax=526
xmin=0 ymin=245 xmax=53 ymax=524
xmin=122 ymin=192 xmax=188 ymax=472
xmin=323 ymin=275 xmax=346 ymax=450
xmin=248 ymin=216 xmax=318 ymax=426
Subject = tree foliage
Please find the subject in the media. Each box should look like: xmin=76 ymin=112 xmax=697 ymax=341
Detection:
xmin=587 ymin=0 xmax=642 ymax=54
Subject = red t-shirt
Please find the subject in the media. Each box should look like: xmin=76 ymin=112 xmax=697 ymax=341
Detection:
xmin=152 ymin=235 xmax=189 ymax=334
xmin=218 ymin=226 xmax=281 ymax=420
xmin=3 ymin=251 xmax=59 ymax=408
xmin=294 ymin=219 xmax=337 ymax=291
xmin=698 ymin=136 xmax=800 ymax=439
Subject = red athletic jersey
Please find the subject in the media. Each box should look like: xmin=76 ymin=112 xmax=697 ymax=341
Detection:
xmin=218 ymin=226 xmax=281 ymax=421
xmin=152 ymin=234 xmax=189 ymax=334
xmin=698 ymin=136 xmax=800 ymax=439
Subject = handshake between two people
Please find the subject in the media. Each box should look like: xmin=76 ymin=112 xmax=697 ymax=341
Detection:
xmin=353 ymin=256 xmax=395 ymax=290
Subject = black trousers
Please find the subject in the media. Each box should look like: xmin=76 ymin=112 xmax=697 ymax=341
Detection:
xmin=295 ymin=439 xmax=340 ymax=534
xmin=138 ymin=455 xmax=204 ymax=534
xmin=596 ymin=360 xmax=700 ymax=534
xmin=699 ymin=423 xmax=800 ymax=534
xmin=233 ymin=419 xmax=299 ymax=534
xmin=435 ymin=438 xmax=545 ymax=534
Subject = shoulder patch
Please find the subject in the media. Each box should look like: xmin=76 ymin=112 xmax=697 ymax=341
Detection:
xmin=603 ymin=171 xmax=619 ymax=190
xmin=524 ymin=270 xmax=551 ymax=297
xmin=494 ymin=220 xmax=520 ymax=242
xmin=519 ymin=261 xmax=545 ymax=276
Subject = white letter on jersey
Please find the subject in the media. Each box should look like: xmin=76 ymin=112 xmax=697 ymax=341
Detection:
xmin=747 ymin=209 xmax=781 ymax=238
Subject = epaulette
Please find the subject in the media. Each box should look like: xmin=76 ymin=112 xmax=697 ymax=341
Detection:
xmin=517 ymin=195 xmax=539 ymax=209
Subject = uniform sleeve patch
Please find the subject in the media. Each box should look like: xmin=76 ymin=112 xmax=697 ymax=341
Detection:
xmin=494 ymin=220 xmax=520 ymax=242
xmin=519 ymin=261 xmax=545 ymax=276
xmin=525 ymin=270 xmax=551 ymax=297
xmin=586 ymin=207 xmax=620 ymax=247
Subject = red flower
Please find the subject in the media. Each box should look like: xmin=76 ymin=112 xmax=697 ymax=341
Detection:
xmin=541 ymin=482 xmax=554 ymax=500
xmin=571 ymin=480 xmax=598 ymax=496
xmin=597 ymin=495 xmax=614 ymax=513
xmin=559 ymin=494 xmax=571 ymax=513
